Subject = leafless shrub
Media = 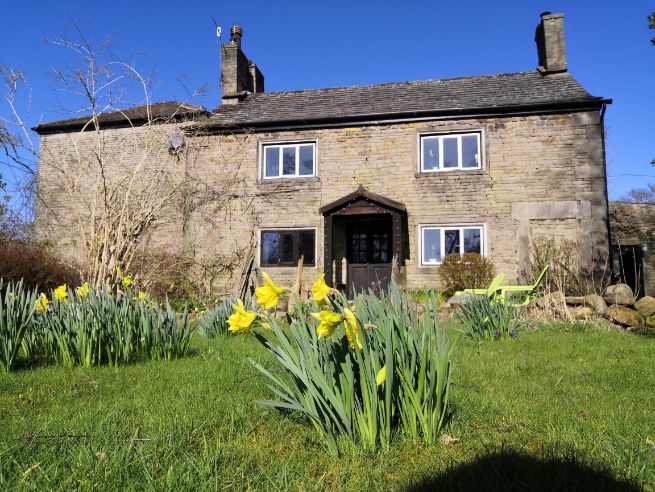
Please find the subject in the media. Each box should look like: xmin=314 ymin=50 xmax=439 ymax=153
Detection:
xmin=529 ymin=235 xmax=581 ymax=295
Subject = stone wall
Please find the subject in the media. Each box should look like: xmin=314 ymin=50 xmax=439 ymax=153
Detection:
xmin=35 ymin=109 xmax=610 ymax=293
xmin=34 ymin=123 xmax=187 ymax=267
xmin=609 ymin=202 xmax=655 ymax=296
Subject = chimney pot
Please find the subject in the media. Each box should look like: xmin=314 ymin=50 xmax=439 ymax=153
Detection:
xmin=230 ymin=25 xmax=243 ymax=45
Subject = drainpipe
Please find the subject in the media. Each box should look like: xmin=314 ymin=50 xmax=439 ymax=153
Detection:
xmin=600 ymin=102 xmax=614 ymax=285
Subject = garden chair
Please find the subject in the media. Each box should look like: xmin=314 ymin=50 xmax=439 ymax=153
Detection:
xmin=454 ymin=272 xmax=505 ymax=299
xmin=497 ymin=265 xmax=550 ymax=306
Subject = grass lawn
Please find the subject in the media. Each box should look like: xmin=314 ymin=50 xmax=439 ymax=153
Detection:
xmin=1 ymin=322 xmax=653 ymax=490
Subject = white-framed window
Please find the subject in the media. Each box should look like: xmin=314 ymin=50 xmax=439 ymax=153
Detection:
xmin=259 ymin=227 xmax=317 ymax=266
xmin=261 ymin=141 xmax=316 ymax=179
xmin=419 ymin=224 xmax=485 ymax=266
xmin=420 ymin=132 xmax=482 ymax=172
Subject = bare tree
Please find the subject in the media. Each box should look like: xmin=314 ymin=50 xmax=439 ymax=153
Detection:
xmin=0 ymin=65 xmax=37 ymax=236
xmin=33 ymin=26 xmax=216 ymax=287
xmin=620 ymin=183 xmax=655 ymax=204
xmin=0 ymin=65 xmax=36 ymax=176
xmin=7 ymin=24 xmax=289 ymax=295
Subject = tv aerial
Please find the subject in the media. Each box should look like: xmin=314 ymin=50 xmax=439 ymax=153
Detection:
xmin=213 ymin=18 xmax=222 ymax=41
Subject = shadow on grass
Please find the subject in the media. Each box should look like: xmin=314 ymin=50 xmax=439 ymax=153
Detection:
xmin=10 ymin=356 xmax=56 ymax=372
xmin=409 ymin=449 xmax=641 ymax=492
xmin=631 ymin=327 xmax=655 ymax=339
xmin=8 ymin=349 xmax=200 ymax=372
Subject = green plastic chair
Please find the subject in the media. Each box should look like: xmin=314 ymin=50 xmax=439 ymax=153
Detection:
xmin=498 ymin=265 xmax=550 ymax=306
xmin=453 ymin=266 xmax=550 ymax=306
xmin=454 ymin=272 xmax=505 ymax=299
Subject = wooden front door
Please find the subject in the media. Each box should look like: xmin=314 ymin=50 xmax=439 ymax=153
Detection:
xmin=346 ymin=219 xmax=392 ymax=298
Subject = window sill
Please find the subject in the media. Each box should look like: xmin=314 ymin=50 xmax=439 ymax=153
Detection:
xmin=415 ymin=169 xmax=486 ymax=178
xmin=257 ymin=176 xmax=321 ymax=186
xmin=260 ymin=264 xmax=318 ymax=268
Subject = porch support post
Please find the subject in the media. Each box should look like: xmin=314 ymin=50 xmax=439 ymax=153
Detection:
xmin=324 ymin=215 xmax=333 ymax=287
xmin=392 ymin=211 xmax=402 ymax=264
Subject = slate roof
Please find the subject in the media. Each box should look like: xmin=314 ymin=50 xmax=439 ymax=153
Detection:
xmin=204 ymin=71 xmax=607 ymax=130
xmin=34 ymin=101 xmax=208 ymax=134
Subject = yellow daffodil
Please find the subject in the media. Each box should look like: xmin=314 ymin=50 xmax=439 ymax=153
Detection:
xmin=76 ymin=282 xmax=89 ymax=299
xmin=311 ymin=273 xmax=332 ymax=306
xmin=53 ymin=285 xmax=68 ymax=303
xmin=255 ymin=272 xmax=285 ymax=309
xmin=376 ymin=366 xmax=387 ymax=386
xmin=121 ymin=275 xmax=133 ymax=288
xmin=311 ymin=310 xmax=343 ymax=338
xmin=343 ymin=307 xmax=362 ymax=349
xmin=135 ymin=291 xmax=155 ymax=307
xmin=227 ymin=299 xmax=257 ymax=334
xmin=35 ymin=293 xmax=49 ymax=312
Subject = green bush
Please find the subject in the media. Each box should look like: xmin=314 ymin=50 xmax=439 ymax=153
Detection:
xmin=407 ymin=288 xmax=448 ymax=304
xmin=458 ymin=295 xmax=518 ymax=340
xmin=170 ymin=297 xmax=209 ymax=313
xmin=438 ymin=253 xmax=495 ymax=295
xmin=249 ymin=282 xmax=457 ymax=454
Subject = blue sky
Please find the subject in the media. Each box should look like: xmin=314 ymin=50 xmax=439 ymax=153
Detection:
xmin=1 ymin=0 xmax=653 ymax=203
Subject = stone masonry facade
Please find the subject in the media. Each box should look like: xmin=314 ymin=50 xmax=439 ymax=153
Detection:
xmin=35 ymin=110 xmax=610 ymax=292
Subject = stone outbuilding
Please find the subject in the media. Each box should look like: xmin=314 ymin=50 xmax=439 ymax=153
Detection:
xmin=609 ymin=202 xmax=655 ymax=297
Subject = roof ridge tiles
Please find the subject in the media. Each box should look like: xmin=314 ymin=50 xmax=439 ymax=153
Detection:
xmin=246 ymin=70 xmax=542 ymax=98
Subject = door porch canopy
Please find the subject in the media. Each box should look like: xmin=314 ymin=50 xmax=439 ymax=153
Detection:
xmin=319 ymin=185 xmax=406 ymax=287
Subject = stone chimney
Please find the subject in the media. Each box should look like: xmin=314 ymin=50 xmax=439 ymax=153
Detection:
xmin=535 ymin=12 xmax=568 ymax=74
xmin=221 ymin=25 xmax=265 ymax=105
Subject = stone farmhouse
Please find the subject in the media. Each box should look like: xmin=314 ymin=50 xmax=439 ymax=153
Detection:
xmin=35 ymin=12 xmax=618 ymax=297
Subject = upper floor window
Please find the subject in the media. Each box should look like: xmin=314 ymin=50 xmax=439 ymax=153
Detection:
xmin=262 ymin=142 xmax=316 ymax=179
xmin=420 ymin=132 xmax=482 ymax=172
xmin=420 ymin=224 xmax=484 ymax=266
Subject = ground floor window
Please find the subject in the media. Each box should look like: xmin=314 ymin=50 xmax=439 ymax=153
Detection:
xmin=420 ymin=224 xmax=484 ymax=266
xmin=260 ymin=229 xmax=316 ymax=266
